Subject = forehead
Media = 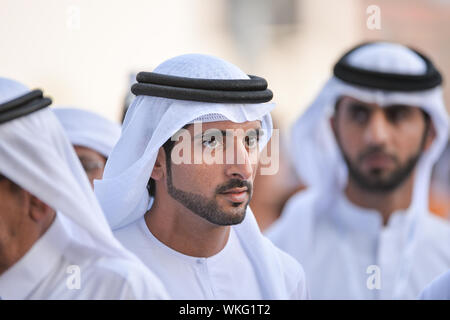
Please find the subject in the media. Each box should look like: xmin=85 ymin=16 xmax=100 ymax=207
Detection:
xmin=0 ymin=172 xmax=21 ymax=191
xmin=187 ymin=120 xmax=262 ymax=132
xmin=337 ymin=95 xmax=421 ymax=111
xmin=73 ymin=145 xmax=106 ymax=160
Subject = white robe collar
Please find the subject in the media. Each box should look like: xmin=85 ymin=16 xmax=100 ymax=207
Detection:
xmin=138 ymin=216 xmax=235 ymax=264
xmin=334 ymin=192 xmax=414 ymax=235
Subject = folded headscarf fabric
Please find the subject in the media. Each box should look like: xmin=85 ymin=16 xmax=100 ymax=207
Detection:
xmin=53 ymin=107 xmax=121 ymax=158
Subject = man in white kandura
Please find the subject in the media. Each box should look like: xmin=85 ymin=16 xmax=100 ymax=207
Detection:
xmin=95 ymin=54 xmax=309 ymax=299
xmin=53 ymin=107 xmax=121 ymax=187
xmin=266 ymin=42 xmax=450 ymax=299
xmin=0 ymin=77 xmax=169 ymax=299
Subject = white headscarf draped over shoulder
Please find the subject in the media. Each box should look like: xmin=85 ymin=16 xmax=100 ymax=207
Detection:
xmin=0 ymin=77 xmax=168 ymax=298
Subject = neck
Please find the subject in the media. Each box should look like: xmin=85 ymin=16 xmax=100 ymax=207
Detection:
xmin=0 ymin=221 xmax=49 ymax=276
xmin=345 ymin=173 xmax=415 ymax=226
xmin=145 ymin=192 xmax=230 ymax=258
xmin=0 ymin=239 xmax=33 ymax=276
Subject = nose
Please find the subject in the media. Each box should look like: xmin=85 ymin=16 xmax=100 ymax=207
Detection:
xmin=225 ymin=139 xmax=254 ymax=180
xmin=364 ymin=110 xmax=390 ymax=146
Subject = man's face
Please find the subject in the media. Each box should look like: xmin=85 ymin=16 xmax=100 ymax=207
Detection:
xmin=331 ymin=96 xmax=433 ymax=192
xmin=73 ymin=146 xmax=107 ymax=187
xmin=0 ymin=174 xmax=56 ymax=274
xmin=165 ymin=120 xmax=261 ymax=226
xmin=0 ymin=175 xmax=28 ymax=264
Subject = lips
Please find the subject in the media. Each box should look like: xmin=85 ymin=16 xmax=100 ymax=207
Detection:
xmin=220 ymin=187 xmax=249 ymax=203
xmin=222 ymin=187 xmax=248 ymax=194
xmin=362 ymin=153 xmax=395 ymax=169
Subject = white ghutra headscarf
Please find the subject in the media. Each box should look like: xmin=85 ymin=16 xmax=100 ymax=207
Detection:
xmin=53 ymin=107 xmax=122 ymax=158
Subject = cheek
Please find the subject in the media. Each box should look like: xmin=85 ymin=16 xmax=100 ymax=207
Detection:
xmin=336 ymin=125 xmax=363 ymax=159
xmin=170 ymin=164 xmax=222 ymax=194
xmin=0 ymin=187 xmax=27 ymax=234
xmin=392 ymin=123 xmax=426 ymax=159
xmin=0 ymin=185 xmax=21 ymax=211
xmin=251 ymin=163 xmax=258 ymax=180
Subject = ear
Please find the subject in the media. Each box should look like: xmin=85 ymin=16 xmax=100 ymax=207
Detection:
xmin=151 ymin=146 xmax=167 ymax=181
xmin=29 ymin=194 xmax=55 ymax=225
xmin=330 ymin=115 xmax=338 ymax=138
xmin=423 ymin=121 xmax=436 ymax=152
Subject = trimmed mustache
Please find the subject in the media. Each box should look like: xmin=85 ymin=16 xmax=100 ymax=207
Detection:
xmin=357 ymin=146 xmax=398 ymax=165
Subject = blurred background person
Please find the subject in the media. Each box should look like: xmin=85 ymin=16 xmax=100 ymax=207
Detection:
xmin=429 ymin=139 xmax=450 ymax=219
xmin=267 ymin=42 xmax=450 ymax=299
xmin=53 ymin=108 xmax=121 ymax=187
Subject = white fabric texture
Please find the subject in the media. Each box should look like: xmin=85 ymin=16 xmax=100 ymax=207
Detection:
xmin=114 ymin=217 xmax=263 ymax=299
xmin=52 ymin=107 xmax=121 ymax=158
xmin=114 ymin=216 xmax=309 ymax=299
xmin=269 ymin=42 xmax=450 ymax=299
xmin=0 ymin=77 xmax=168 ymax=299
xmin=95 ymin=53 xmax=308 ymax=299
xmin=0 ymin=214 xmax=164 ymax=299
xmin=419 ymin=269 xmax=450 ymax=300
xmin=267 ymin=189 xmax=450 ymax=299
xmin=187 ymin=112 xmax=229 ymax=124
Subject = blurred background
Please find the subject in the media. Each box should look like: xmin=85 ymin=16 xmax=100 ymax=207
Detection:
xmin=1 ymin=0 xmax=449 ymax=224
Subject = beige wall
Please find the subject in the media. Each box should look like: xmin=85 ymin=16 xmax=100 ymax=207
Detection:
xmin=0 ymin=0 xmax=236 ymax=122
xmin=1 ymin=0 xmax=447 ymax=131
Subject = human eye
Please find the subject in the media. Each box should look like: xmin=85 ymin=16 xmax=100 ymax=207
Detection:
xmin=349 ymin=104 xmax=370 ymax=124
xmin=385 ymin=105 xmax=411 ymax=123
xmin=202 ymin=130 xmax=223 ymax=149
xmin=78 ymin=157 xmax=104 ymax=173
xmin=244 ymin=130 xmax=260 ymax=148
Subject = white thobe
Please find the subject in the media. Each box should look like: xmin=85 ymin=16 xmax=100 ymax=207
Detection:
xmin=266 ymin=190 xmax=450 ymax=299
xmin=0 ymin=215 xmax=168 ymax=300
xmin=419 ymin=269 xmax=450 ymax=300
xmin=114 ymin=216 xmax=308 ymax=299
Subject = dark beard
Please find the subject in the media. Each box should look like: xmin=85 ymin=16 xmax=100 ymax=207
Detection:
xmin=343 ymin=149 xmax=422 ymax=193
xmin=338 ymin=128 xmax=428 ymax=194
xmin=165 ymin=162 xmax=252 ymax=226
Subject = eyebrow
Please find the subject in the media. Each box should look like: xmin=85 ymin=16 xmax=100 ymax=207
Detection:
xmin=385 ymin=104 xmax=412 ymax=110
xmin=194 ymin=128 xmax=261 ymax=139
xmin=249 ymin=128 xmax=261 ymax=137
xmin=194 ymin=129 xmax=227 ymax=140
xmin=348 ymin=102 xmax=372 ymax=109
